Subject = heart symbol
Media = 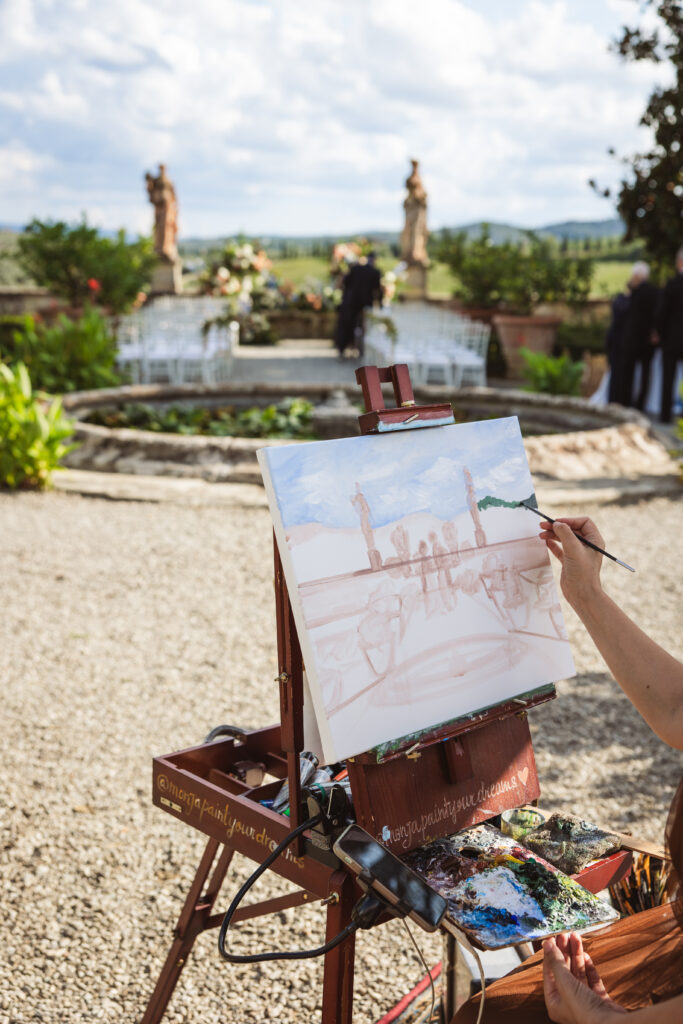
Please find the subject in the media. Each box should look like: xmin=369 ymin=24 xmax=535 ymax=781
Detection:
xmin=518 ymin=766 xmax=529 ymax=787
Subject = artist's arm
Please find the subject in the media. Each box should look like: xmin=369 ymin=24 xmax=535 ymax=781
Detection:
xmin=544 ymin=933 xmax=683 ymax=1022
xmin=540 ymin=517 xmax=683 ymax=751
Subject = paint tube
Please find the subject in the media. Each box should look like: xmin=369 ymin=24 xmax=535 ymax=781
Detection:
xmin=309 ymin=764 xmax=344 ymax=787
xmin=271 ymin=751 xmax=319 ymax=813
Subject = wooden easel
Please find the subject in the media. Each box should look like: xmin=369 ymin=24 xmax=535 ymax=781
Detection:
xmin=140 ymin=365 xmax=632 ymax=1024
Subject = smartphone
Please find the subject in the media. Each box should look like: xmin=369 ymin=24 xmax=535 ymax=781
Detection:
xmin=333 ymin=824 xmax=447 ymax=932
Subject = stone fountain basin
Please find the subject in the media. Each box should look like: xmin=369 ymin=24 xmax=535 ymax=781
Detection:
xmin=62 ymin=382 xmax=679 ymax=497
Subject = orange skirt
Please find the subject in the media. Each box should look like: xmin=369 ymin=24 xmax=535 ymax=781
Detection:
xmin=453 ymin=901 xmax=683 ymax=1023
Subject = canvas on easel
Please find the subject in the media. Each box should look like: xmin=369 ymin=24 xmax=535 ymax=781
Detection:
xmin=257 ymin=415 xmax=575 ymax=764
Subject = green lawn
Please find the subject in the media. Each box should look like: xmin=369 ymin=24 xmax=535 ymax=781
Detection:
xmin=591 ymin=261 xmax=630 ymax=298
xmin=271 ymin=256 xmax=330 ymax=285
xmin=270 ymin=256 xmax=455 ymax=296
xmin=270 ymin=257 xmax=626 ymax=301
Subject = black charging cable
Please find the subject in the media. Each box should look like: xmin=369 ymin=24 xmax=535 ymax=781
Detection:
xmin=218 ymin=813 xmax=386 ymax=964
xmin=204 ymin=724 xmax=248 ymax=743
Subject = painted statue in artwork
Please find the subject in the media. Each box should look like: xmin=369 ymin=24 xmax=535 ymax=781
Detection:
xmin=258 ymin=418 xmax=575 ymax=762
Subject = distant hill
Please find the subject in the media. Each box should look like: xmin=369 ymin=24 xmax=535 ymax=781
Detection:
xmin=179 ymin=218 xmax=625 ymax=253
xmin=536 ymin=218 xmax=624 ymax=240
xmin=1 ymin=217 xmax=626 ymax=253
xmin=434 ymin=218 xmax=624 ymax=244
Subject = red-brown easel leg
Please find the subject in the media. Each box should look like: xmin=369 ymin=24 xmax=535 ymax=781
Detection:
xmin=321 ymin=870 xmax=357 ymax=1024
xmin=140 ymin=837 xmax=234 ymax=1024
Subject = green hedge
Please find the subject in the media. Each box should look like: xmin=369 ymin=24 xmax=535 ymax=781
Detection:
xmin=0 ymin=309 xmax=121 ymax=393
xmin=0 ymin=363 xmax=75 ymax=489
xmin=553 ymin=319 xmax=608 ymax=362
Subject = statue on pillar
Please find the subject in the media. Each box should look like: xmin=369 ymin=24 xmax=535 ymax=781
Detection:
xmin=351 ymin=482 xmax=383 ymax=571
xmin=145 ymin=163 xmax=182 ymax=294
xmin=400 ymin=159 xmax=429 ymax=296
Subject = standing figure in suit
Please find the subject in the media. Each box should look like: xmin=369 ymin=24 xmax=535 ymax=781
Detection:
xmin=656 ymin=247 xmax=683 ymax=423
xmin=605 ymin=288 xmax=630 ymax=404
xmin=334 ymin=253 xmax=383 ymax=358
xmin=618 ymin=262 xmax=659 ymax=410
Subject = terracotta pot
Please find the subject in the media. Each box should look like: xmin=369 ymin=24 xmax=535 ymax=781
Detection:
xmin=445 ymin=300 xmax=499 ymax=325
xmin=493 ymin=314 xmax=562 ymax=379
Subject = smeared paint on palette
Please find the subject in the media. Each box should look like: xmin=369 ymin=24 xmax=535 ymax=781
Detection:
xmin=523 ymin=813 xmax=621 ymax=874
xmin=403 ymin=823 xmax=619 ymax=950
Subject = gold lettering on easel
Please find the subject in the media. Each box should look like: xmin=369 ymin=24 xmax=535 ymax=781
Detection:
xmin=155 ymin=774 xmax=305 ymax=869
xmin=381 ymin=773 xmax=524 ymax=849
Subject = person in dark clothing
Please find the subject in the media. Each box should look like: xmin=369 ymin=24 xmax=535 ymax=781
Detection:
xmin=617 ymin=262 xmax=659 ymax=410
xmin=605 ymin=289 xmax=630 ymax=404
xmin=334 ymin=252 xmax=383 ymax=358
xmin=655 ymin=247 xmax=683 ymax=423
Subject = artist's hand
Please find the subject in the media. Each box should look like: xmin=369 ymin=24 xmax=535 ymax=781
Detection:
xmin=539 ymin=516 xmax=603 ymax=610
xmin=543 ymin=933 xmax=628 ymax=1023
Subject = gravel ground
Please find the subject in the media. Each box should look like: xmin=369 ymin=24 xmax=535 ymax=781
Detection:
xmin=1 ymin=485 xmax=682 ymax=1024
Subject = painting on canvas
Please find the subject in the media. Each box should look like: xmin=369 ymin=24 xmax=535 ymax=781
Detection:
xmin=258 ymin=417 xmax=575 ymax=763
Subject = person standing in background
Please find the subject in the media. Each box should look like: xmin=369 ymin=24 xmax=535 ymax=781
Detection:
xmin=656 ymin=247 xmax=683 ymax=423
xmin=334 ymin=253 xmax=383 ymax=359
xmin=617 ymin=262 xmax=659 ymax=410
xmin=605 ymin=287 xmax=630 ymax=404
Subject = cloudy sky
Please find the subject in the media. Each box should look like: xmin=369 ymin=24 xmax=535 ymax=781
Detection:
xmin=0 ymin=0 xmax=668 ymax=239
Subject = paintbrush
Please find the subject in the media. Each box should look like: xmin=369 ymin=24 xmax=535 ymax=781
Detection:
xmin=519 ymin=501 xmax=636 ymax=573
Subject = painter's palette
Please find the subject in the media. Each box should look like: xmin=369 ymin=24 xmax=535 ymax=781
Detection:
xmin=403 ymin=823 xmax=619 ymax=950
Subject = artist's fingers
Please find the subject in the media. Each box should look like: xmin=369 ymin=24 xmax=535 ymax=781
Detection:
xmin=583 ymin=953 xmax=611 ymax=999
xmin=551 ymin=521 xmax=586 ymax=557
xmin=551 ymin=522 xmax=602 ymax=571
xmin=553 ymin=516 xmax=605 ymax=549
xmin=543 ymin=535 xmax=564 ymax=563
xmin=542 ymin=939 xmax=563 ymax=1014
xmin=554 ymin=932 xmax=572 ymax=967
xmin=568 ymin=932 xmax=588 ymax=984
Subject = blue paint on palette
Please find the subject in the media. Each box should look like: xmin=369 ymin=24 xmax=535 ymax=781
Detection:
xmin=403 ymin=825 xmax=620 ymax=950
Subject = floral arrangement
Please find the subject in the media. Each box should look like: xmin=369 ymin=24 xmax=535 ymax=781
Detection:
xmin=330 ymin=239 xmax=379 ymax=283
xmin=202 ymin=310 xmax=277 ymax=346
xmin=382 ymin=271 xmax=398 ymax=304
xmin=200 ymin=242 xmax=272 ymax=298
xmin=250 ymin=278 xmax=341 ymax=314
xmin=331 ymin=241 xmax=363 ymax=279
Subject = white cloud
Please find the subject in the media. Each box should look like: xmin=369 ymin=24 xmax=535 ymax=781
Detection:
xmin=477 ymin=457 xmax=529 ymax=495
xmin=0 ymin=141 xmax=54 ymax=195
xmin=0 ymin=0 xmax=668 ymax=234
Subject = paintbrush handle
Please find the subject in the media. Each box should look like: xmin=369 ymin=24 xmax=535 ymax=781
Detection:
xmin=521 ymin=503 xmax=635 ymax=573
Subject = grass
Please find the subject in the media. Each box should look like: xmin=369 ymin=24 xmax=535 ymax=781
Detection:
xmin=271 ymin=257 xmax=626 ymax=301
xmin=271 ymin=256 xmax=330 ymax=285
xmin=271 ymin=256 xmax=455 ymax=296
xmin=0 ymin=241 xmax=633 ymax=303
xmin=591 ymin=261 xmax=630 ymax=298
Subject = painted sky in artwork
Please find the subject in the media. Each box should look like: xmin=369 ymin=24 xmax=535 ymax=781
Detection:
xmin=262 ymin=417 xmax=533 ymax=531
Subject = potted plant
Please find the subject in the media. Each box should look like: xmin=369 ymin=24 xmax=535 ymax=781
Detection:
xmin=437 ymin=227 xmax=594 ymax=378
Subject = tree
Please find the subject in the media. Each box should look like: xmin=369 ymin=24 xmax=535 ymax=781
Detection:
xmin=436 ymin=226 xmax=593 ymax=312
xmin=591 ymin=1 xmax=683 ymax=272
xmin=17 ymin=218 xmax=156 ymax=314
